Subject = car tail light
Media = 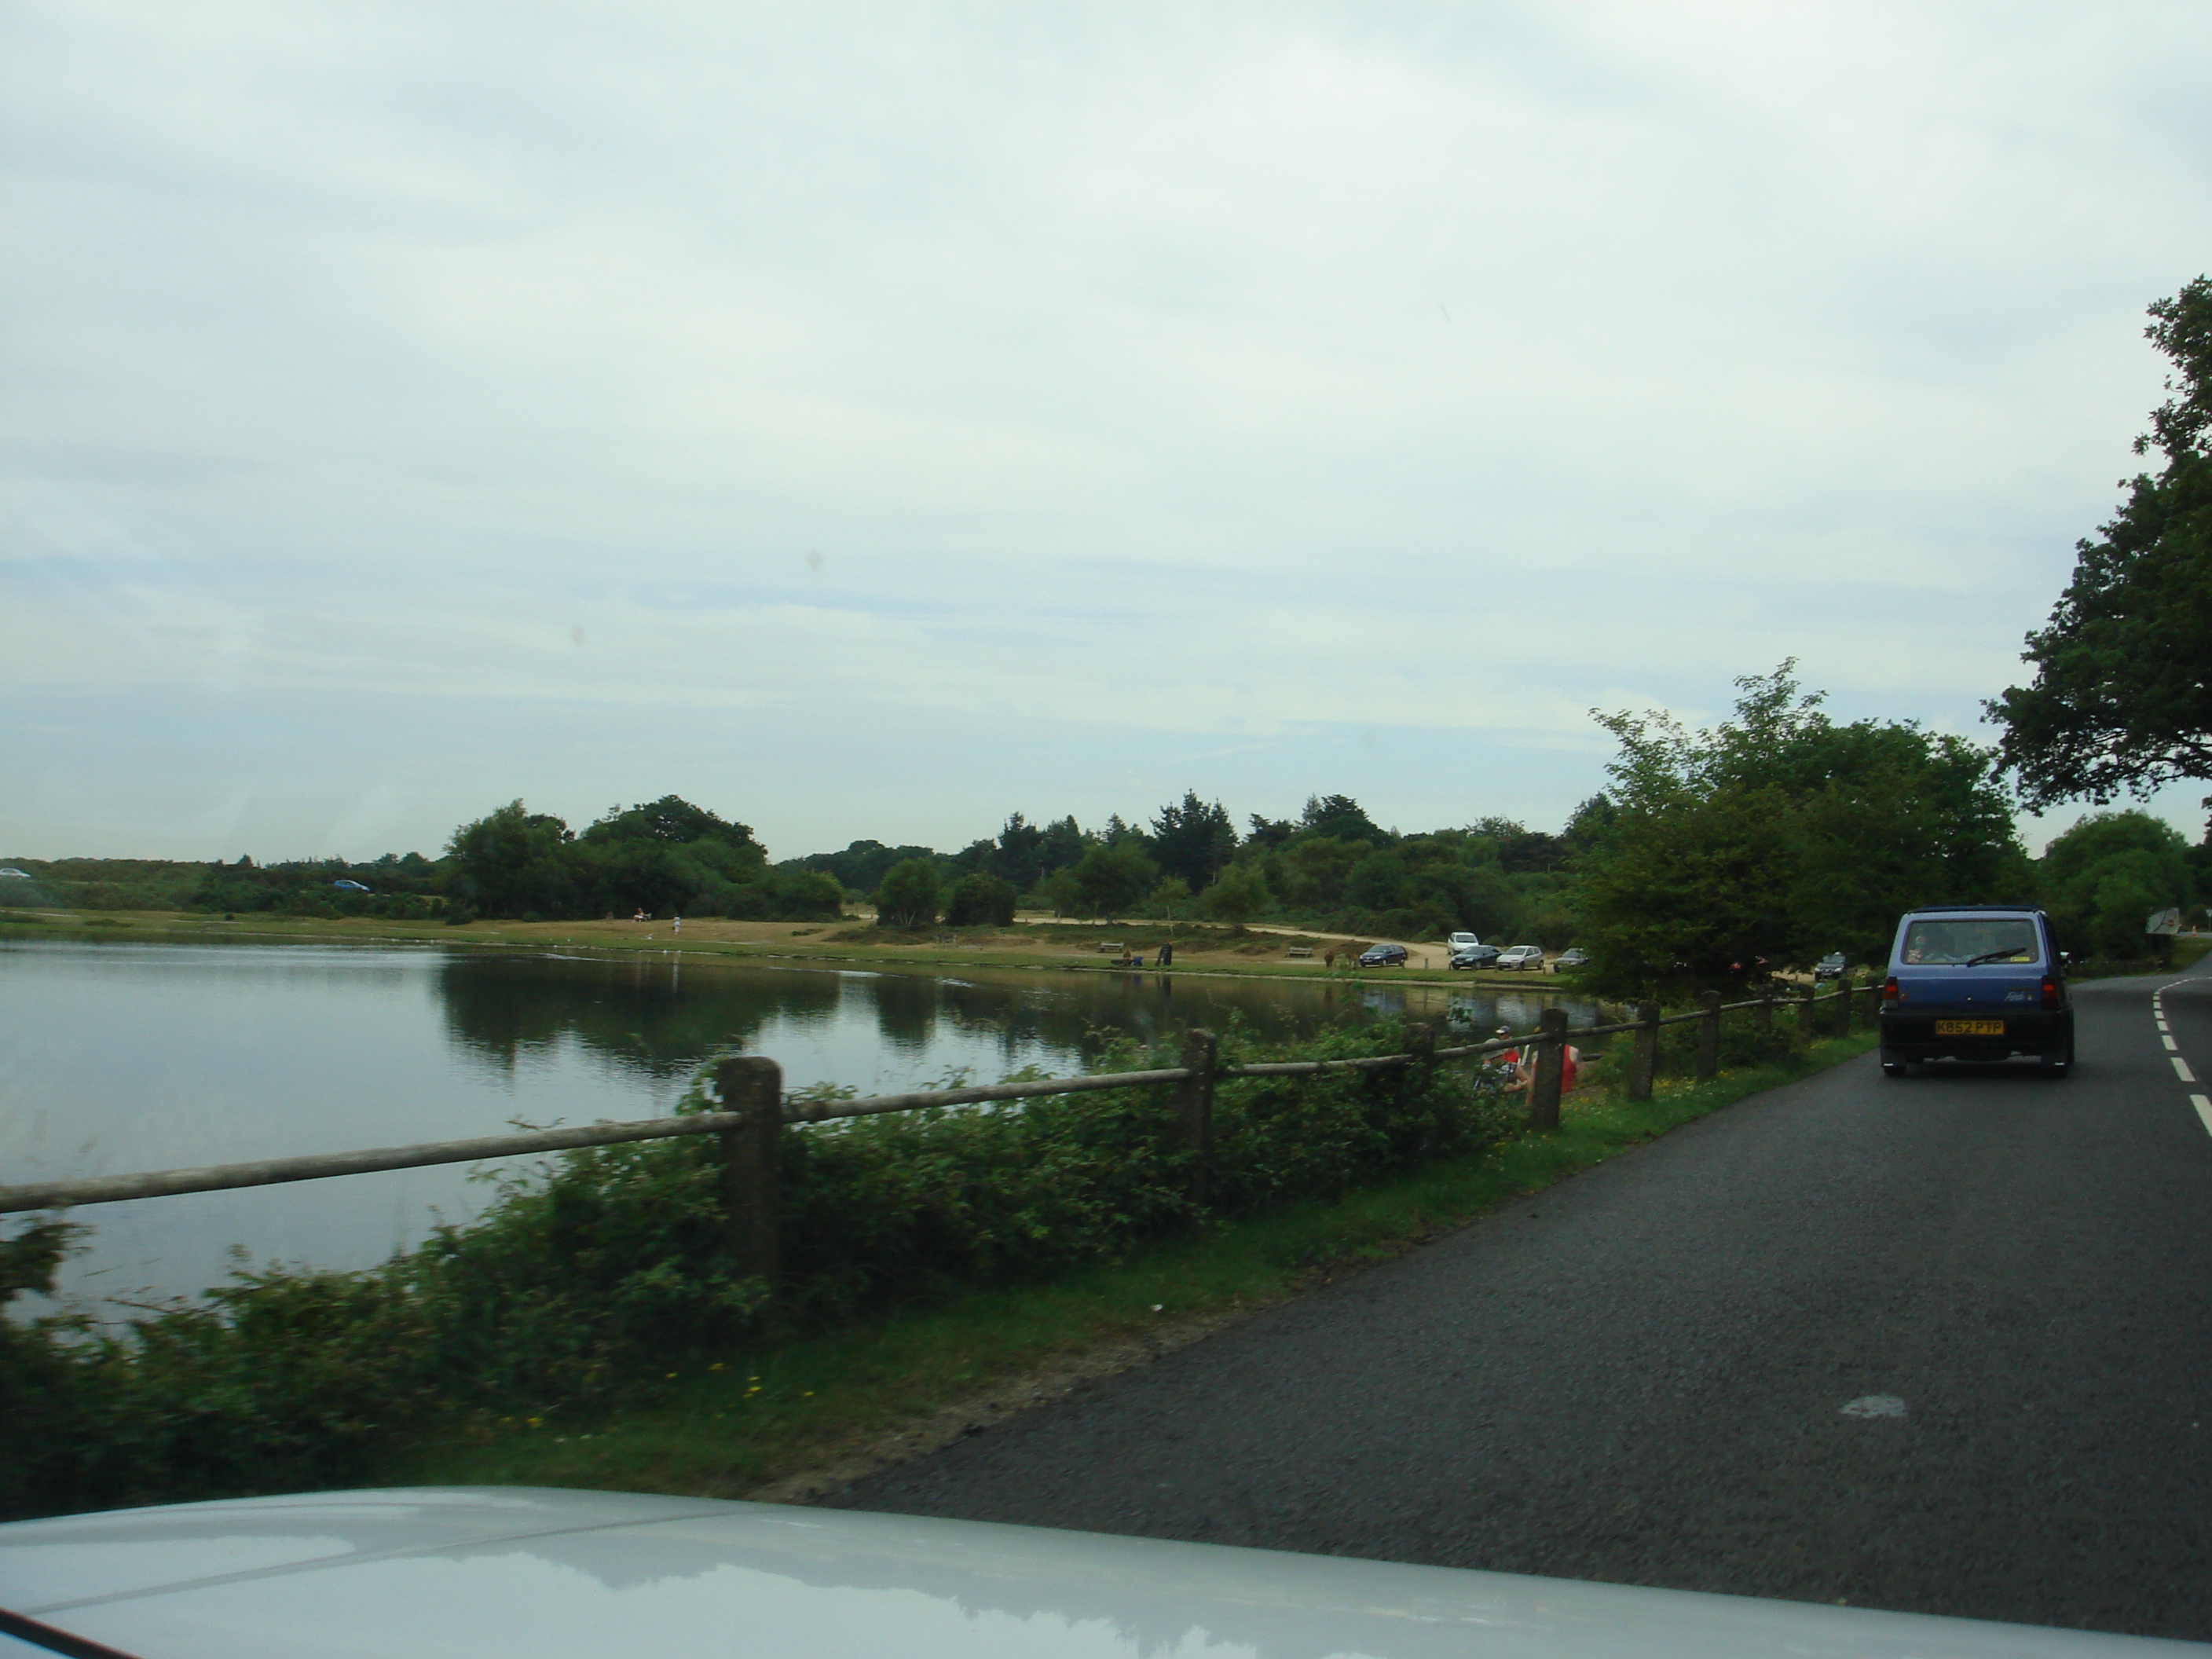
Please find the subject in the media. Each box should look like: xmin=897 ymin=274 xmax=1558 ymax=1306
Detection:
xmin=1883 ymin=976 xmax=1900 ymax=1002
xmin=2041 ymin=975 xmax=2059 ymax=1009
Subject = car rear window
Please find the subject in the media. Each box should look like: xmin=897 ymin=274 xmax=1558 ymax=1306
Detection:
xmin=1899 ymin=918 xmax=2038 ymax=965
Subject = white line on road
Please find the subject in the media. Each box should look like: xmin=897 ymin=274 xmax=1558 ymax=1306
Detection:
xmin=2164 ymin=1034 xmax=2180 ymax=1050
xmin=2195 ymin=1097 xmax=2212 ymax=1138
xmin=2174 ymin=1056 xmax=2198 ymax=1083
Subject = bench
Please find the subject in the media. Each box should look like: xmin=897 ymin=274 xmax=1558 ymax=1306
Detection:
xmin=1097 ymin=941 xmax=1124 ymax=954
xmin=1284 ymin=945 xmax=1314 ymax=958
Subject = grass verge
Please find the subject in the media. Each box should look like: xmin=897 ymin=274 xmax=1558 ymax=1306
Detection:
xmin=382 ymin=1028 xmax=1881 ymax=1502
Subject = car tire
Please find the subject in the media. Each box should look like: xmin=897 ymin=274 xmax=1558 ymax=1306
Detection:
xmin=2042 ymin=1049 xmax=2071 ymax=1078
xmin=1880 ymin=1049 xmax=1909 ymax=1078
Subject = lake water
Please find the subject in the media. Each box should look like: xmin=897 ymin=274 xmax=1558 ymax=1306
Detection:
xmin=0 ymin=939 xmax=1605 ymax=1310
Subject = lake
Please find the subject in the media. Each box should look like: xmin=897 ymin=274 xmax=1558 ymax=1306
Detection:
xmin=0 ymin=938 xmax=1606 ymax=1310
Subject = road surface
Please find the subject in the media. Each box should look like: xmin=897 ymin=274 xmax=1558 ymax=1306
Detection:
xmin=831 ymin=962 xmax=2212 ymax=1640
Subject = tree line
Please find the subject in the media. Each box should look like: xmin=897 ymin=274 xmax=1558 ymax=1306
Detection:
xmin=8 ymin=280 xmax=2208 ymax=984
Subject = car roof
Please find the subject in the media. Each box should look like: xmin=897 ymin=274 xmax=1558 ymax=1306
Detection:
xmin=1900 ymin=905 xmax=2045 ymax=916
xmin=0 ymin=1488 xmax=2163 ymax=1659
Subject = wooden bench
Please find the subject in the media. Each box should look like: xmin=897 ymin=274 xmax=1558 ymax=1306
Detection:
xmin=1097 ymin=941 xmax=1124 ymax=954
xmin=1284 ymin=945 xmax=1314 ymax=958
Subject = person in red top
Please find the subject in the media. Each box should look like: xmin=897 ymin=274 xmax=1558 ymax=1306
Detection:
xmin=1503 ymin=1026 xmax=1581 ymax=1097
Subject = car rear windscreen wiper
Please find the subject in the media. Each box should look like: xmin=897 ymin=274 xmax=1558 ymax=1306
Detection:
xmin=1964 ymin=949 xmax=2030 ymax=965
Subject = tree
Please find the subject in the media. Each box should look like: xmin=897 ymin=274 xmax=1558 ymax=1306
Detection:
xmin=1061 ymin=840 xmax=1159 ymax=919
xmin=875 ymin=858 xmax=941 ymax=930
xmin=1299 ymin=793 xmax=1387 ymax=844
xmin=1574 ymin=665 xmax=2026 ymax=991
xmin=445 ymin=800 xmax=580 ymax=918
xmin=2036 ymin=810 xmax=2196 ymax=958
xmin=992 ymin=813 xmax=1047 ymax=892
xmin=1990 ymin=277 xmax=2212 ymax=811
xmin=1148 ymin=876 xmax=1192 ymax=921
xmin=944 ymin=871 xmax=1018 ymax=927
xmin=1201 ymin=862 xmax=1271 ymax=927
xmin=1149 ymin=790 xmax=1236 ymax=888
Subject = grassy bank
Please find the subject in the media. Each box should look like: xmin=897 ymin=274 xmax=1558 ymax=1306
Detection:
xmin=376 ymin=1029 xmax=1881 ymax=1503
xmin=0 ymin=906 xmax=1552 ymax=988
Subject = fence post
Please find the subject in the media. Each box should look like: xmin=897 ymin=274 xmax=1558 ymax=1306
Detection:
xmin=1174 ymin=1027 xmax=1218 ymax=1209
xmin=1529 ymin=1007 xmax=1567 ymax=1130
xmin=1629 ymin=1001 xmax=1658 ymax=1101
xmin=1753 ymin=992 xmax=1773 ymax=1043
xmin=1864 ymin=982 xmax=1882 ymax=1030
xmin=1403 ymin=1020 xmax=1435 ymax=1097
xmin=1696 ymin=991 xmax=1721 ymax=1082
xmin=1797 ymin=980 xmax=1816 ymax=1041
xmin=1836 ymin=976 xmax=1852 ymax=1036
xmin=715 ymin=1056 xmax=783 ymax=1288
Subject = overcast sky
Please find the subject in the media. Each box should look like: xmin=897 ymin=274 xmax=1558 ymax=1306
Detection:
xmin=4 ymin=2 xmax=2208 ymax=863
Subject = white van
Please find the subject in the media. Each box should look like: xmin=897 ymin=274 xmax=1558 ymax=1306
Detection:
xmin=1447 ymin=931 xmax=1482 ymax=954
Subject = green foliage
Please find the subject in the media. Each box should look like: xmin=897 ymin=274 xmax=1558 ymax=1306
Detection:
xmin=1149 ymin=791 xmax=1236 ymax=889
xmin=2036 ymin=809 xmax=2196 ymax=958
xmin=443 ymin=797 xmax=826 ymax=921
xmin=3 ymin=1021 xmax=1511 ymax=1520
xmin=1990 ymin=276 xmax=2212 ymax=812
xmin=1576 ymin=664 xmax=2026 ymax=993
xmin=725 ymin=868 xmax=846 ymax=922
xmin=791 ymin=839 xmax=939 ymax=896
xmin=943 ymin=872 xmax=1018 ymax=927
xmin=875 ymin=857 xmax=942 ymax=929
xmin=1201 ymin=862 xmax=1271 ymax=925
xmin=1054 ymin=839 xmax=1159 ymax=919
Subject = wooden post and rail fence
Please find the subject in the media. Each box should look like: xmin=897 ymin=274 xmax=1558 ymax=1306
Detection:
xmin=0 ymin=983 xmax=1883 ymax=1287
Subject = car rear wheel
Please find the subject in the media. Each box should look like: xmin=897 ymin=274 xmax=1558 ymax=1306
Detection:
xmin=1880 ymin=1049 xmax=1910 ymax=1078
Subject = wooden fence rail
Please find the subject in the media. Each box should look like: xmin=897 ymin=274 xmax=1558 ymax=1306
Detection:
xmin=1 ymin=984 xmax=1872 ymax=1254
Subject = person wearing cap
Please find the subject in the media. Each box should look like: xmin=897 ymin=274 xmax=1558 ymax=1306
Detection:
xmin=1498 ymin=1024 xmax=1581 ymax=1097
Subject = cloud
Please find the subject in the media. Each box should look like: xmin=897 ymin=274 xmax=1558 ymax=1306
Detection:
xmin=2 ymin=1 xmax=2209 ymax=855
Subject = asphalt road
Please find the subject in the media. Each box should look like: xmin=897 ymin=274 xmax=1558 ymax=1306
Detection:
xmin=832 ymin=961 xmax=2212 ymax=1640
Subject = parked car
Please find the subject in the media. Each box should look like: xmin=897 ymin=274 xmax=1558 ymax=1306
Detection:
xmin=1812 ymin=952 xmax=1847 ymax=980
xmin=1548 ymin=947 xmax=1589 ymax=972
xmin=1877 ymin=904 xmax=2073 ymax=1077
xmin=1357 ymin=943 xmax=1408 ymax=967
xmin=1448 ymin=943 xmax=1501 ymax=971
xmin=1445 ymin=930 xmax=1482 ymax=954
xmin=0 ymin=1486 xmax=2150 ymax=1659
xmin=1495 ymin=944 xmax=1545 ymax=971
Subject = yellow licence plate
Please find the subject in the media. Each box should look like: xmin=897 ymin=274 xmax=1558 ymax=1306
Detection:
xmin=1935 ymin=1019 xmax=2006 ymax=1036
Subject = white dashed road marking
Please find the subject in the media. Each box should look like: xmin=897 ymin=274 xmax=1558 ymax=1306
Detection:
xmin=2195 ymin=1097 xmax=2212 ymax=1138
xmin=2175 ymin=1057 xmax=2199 ymax=1083
xmin=1841 ymin=1395 xmax=1907 ymax=1419
xmin=2163 ymin=1035 xmax=2179 ymax=1049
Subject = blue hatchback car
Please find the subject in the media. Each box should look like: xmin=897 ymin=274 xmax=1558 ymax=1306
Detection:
xmin=1877 ymin=905 xmax=2074 ymax=1078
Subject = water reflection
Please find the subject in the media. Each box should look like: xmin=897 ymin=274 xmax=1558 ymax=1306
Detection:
xmin=2 ymin=939 xmax=1606 ymax=1305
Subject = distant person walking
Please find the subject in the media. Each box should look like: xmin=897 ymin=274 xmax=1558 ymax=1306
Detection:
xmin=672 ymin=914 xmax=682 ymax=935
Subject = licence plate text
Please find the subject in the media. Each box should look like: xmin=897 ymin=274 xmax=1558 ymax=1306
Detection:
xmin=1935 ymin=1019 xmax=2006 ymax=1036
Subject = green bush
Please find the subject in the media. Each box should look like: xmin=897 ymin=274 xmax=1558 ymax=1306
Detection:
xmin=2 ymin=1020 xmax=1511 ymax=1520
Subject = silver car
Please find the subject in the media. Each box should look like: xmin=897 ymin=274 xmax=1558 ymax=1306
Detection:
xmin=1496 ymin=944 xmax=1546 ymax=971
xmin=0 ymin=1487 xmax=2182 ymax=1659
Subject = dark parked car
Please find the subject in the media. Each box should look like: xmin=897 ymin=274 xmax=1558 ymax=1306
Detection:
xmin=1548 ymin=947 xmax=1589 ymax=972
xmin=1878 ymin=905 xmax=2073 ymax=1077
xmin=1812 ymin=952 xmax=1847 ymax=981
xmin=1357 ymin=943 xmax=1408 ymax=967
xmin=1448 ymin=943 xmax=1501 ymax=971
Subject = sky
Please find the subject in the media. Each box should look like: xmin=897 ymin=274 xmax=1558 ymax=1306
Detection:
xmin=4 ymin=1 xmax=2210 ymax=864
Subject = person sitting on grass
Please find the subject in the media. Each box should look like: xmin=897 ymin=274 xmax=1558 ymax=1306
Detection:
xmin=1504 ymin=1029 xmax=1581 ymax=1097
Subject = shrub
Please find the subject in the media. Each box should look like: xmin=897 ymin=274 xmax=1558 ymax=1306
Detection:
xmin=943 ymin=873 xmax=1017 ymax=927
xmin=875 ymin=858 xmax=941 ymax=929
xmin=1 ymin=1020 xmax=1512 ymax=1520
